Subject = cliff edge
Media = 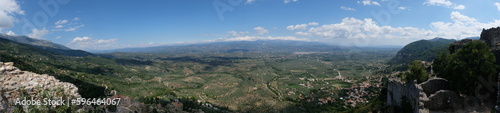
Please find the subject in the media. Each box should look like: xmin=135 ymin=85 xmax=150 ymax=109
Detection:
xmin=0 ymin=62 xmax=81 ymax=112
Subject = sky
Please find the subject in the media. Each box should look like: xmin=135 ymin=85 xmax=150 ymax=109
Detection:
xmin=0 ymin=0 xmax=500 ymax=50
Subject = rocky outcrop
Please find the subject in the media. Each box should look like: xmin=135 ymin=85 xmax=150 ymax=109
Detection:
xmin=0 ymin=62 xmax=81 ymax=112
xmin=423 ymin=90 xmax=463 ymax=110
xmin=386 ymin=77 xmax=465 ymax=112
xmin=480 ymin=27 xmax=500 ymax=49
xmin=479 ymin=27 xmax=500 ymax=65
xmin=419 ymin=78 xmax=449 ymax=96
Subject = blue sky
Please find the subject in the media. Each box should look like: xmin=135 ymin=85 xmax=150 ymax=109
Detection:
xmin=1 ymin=0 xmax=500 ymax=50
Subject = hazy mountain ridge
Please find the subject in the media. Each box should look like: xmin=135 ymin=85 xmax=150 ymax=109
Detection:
xmin=0 ymin=33 xmax=70 ymax=50
xmin=108 ymin=40 xmax=344 ymax=53
xmin=0 ymin=34 xmax=94 ymax=57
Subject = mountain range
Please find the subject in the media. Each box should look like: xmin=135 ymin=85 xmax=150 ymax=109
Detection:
xmin=103 ymin=40 xmax=346 ymax=54
xmin=0 ymin=34 xmax=94 ymax=57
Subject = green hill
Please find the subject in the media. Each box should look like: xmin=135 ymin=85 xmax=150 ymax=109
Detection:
xmin=387 ymin=38 xmax=455 ymax=71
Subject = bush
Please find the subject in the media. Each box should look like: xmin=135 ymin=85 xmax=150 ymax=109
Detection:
xmin=433 ymin=41 xmax=497 ymax=94
xmin=402 ymin=60 xmax=429 ymax=83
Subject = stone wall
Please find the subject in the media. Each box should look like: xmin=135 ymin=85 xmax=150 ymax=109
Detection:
xmin=386 ymin=77 xmax=464 ymax=113
xmin=0 ymin=62 xmax=81 ymax=112
xmin=480 ymin=27 xmax=500 ymax=49
xmin=386 ymin=78 xmax=421 ymax=113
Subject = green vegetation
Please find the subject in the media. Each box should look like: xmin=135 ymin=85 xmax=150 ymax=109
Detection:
xmin=433 ymin=41 xmax=497 ymax=94
xmin=401 ymin=60 xmax=429 ymax=83
xmin=0 ymin=38 xmax=399 ymax=112
xmin=388 ymin=38 xmax=455 ymax=71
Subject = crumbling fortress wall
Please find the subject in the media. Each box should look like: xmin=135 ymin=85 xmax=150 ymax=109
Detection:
xmin=386 ymin=78 xmax=420 ymax=113
xmin=481 ymin=27 xmax=500 ymax=65
xmin=387 ymin=77 xmax=467 ymax=113
xmin=0 ymin=62 xmax=81 ymax=112
xmin=479 ymin=27 xmax=500 ymax=112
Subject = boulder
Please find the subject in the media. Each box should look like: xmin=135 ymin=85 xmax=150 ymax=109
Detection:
xmin=423 ymin=90 xmax=463 ymax=110
xmin=0 ymin=62 xmax=81 ymax=112
xmin=419 ymin=78 xmax=449 ymax=96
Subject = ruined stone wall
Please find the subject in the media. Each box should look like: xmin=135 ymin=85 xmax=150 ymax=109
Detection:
xmin=480 ymin=27 xmax=500 ymax=49
xmin=386 ymin=78 xmax=421 ymax=113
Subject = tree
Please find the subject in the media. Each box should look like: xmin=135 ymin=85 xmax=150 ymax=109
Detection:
xmin=403 ymin=60 xmax=429 ymax=83
xmin=432 ymin=51 xmax=450 ymax=77
xmin=433 ymin=41 xmax=497 ymax=94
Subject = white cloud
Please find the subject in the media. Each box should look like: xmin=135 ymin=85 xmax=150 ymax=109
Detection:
xmin=64 ymin=25 xmax=84 ymax=31
xmin=424 ymin=0 xmax=465 ymax=10
xmin=253 ymin=27 xmax=269 ymax=35
xmin=70 ymin=36 xmax=91 ymax=43
xmin=5 ymin=30 xmax=15 ymax=35
xmin=430 ymin=11 xmax=500 ymax=39
xmin=340 ymin=6 xmax=357 ymax=11
xmin=308 ymin=22 xmax=319 ymax=26
xmin=423 ymin=0 xmax=452 ymax=6
xmin=296 ymin=17 xmax=434 ymax=39
xmin=55 ymin=25 xmax=64 ymax=28
xmin=358 ymin=0 xmax=380 ymax=6
xmin=97 ymin=39 xmax=117 ymax=44
xmin=293 ymin=12 xmax=500 ymax=46
xmin=223 ymin=36 xmax=309 ymax=41
xmin=0 ymin=0 xmax=24 ymax=14
xmin=286 ymin=22 xmax=319 ymax=31
xmin=52 ymin=18 xmax=84 ymax=31
xmin=227 ymin=31 xmax=249 ymax=37
xmin=245 ymin=0 xmax=255 ymax=4
xmin=68 ymin=36 xmax=118 ymax=50
xmin=0 ymin=0 xmax=24 ymax=30
xmin=28 ymin=28 xmax=49 ymax=39
xmin=0 ymin=11 xmax=14 ymax=31
xmin=287 ymin=24 xmax=308 ymax=30
xmin=55 ymin=20 xmax=68 ymax=25
xmin=449 ymin=11 xmax=475 ymax=23
xmin=398 ymin=7 xmax=408 ymax=10
xmin=453 ymin=5 xmax=465 ymax=10
xmin=495 ymin=2 xmax=500 ymax=11
xmin=284 ymin=0 xmax=298 ymax=4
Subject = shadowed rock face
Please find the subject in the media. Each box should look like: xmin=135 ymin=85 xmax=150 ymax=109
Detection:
xmin=480 ymin=27 xmax=500 ymax=49
xmin=480 ymin=27 xmax=500 ymax=65
xmin=423 ymin=90 xmax=463 ymax=110
xmin=0 ymin=62 xmax=81 ymax=112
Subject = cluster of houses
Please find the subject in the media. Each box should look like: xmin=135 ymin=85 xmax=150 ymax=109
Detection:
xmin=291 ymin=74 xmax=384 ymax=108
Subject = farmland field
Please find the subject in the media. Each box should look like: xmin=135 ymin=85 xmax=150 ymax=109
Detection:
xmin=96 ymin=48 xmax=398 ymax=112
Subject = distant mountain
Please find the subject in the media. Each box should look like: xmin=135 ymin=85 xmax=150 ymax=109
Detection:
xmin=0 ymin=33 xmax=70 ymax=50
xmin=388 ymin=38 xmax=455 ymax=70
xmin=0 ymin=34 xmax=94 ymax=57
xmin=110 ymin=40 xmax=342 ymax=53
xmin=465 ymin=36 xmax=480 ymax=40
